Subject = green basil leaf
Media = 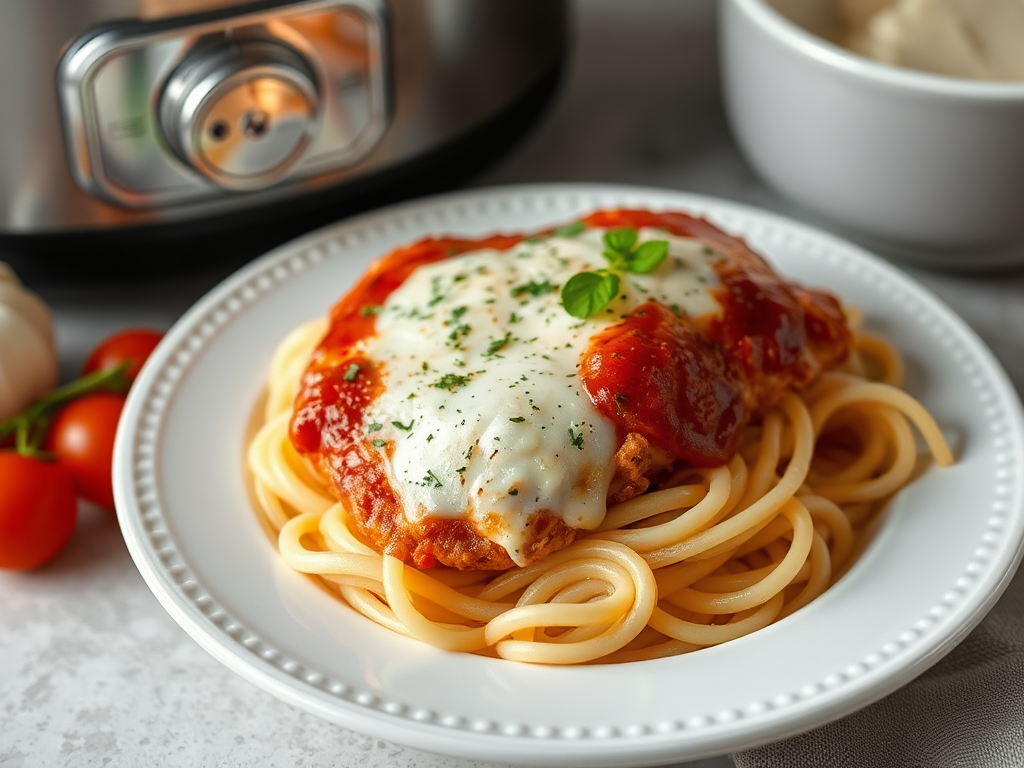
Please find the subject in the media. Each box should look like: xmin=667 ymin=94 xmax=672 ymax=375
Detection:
xmin=603 ymin=227 xmax=637 ymax=255
xmin=561 ymin=270 xmax=620 ymax=319
xmin=627 ymin=240 xmax=669 ymax=274
xmin=601 ymin=248 xmax=627 ymax=269
xmin=553 ymin=221 xmax=585 ymax=238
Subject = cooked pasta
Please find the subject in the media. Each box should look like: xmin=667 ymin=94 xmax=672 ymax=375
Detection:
xmin=247 ymin=312 xmax=952 ymax=665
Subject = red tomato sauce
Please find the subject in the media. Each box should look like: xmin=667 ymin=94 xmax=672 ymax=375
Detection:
xmin=579 ymin=301 xmax=747 ymax=466
xmin=577 ymin=210 xmax=850 ymax=466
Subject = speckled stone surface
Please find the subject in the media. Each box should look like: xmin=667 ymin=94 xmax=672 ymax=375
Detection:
xmin=0 ymin=515 xmax=735 ymax=768
xmin=2 ymin=1 xmax=1022 ymax=766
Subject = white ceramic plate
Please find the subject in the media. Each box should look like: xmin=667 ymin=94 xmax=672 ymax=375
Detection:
xmin=114 ymin=184 xmax=1024 ymax=766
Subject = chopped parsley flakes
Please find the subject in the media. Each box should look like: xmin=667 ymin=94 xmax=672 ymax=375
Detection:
xmin=511 ymin=279 xmax=554 ymax=298
xmin=553 ymin=221 xmax=585 ymax=238
xmin=433 ymin=373 xmax=471 ymax=392
xmin=485 ymin=331 xmax=512 ymax=357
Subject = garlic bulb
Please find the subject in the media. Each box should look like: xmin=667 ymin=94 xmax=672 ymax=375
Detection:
xmin=0 ymin=262 xmax=58 ymax=421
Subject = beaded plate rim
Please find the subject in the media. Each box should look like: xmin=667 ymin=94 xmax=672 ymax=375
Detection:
xmin=113 ymin=183 xmax=1024 ymax=766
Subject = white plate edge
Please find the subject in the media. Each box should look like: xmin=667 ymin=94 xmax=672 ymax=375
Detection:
xmin=112 ymin=182 xmax=1024 ymax=766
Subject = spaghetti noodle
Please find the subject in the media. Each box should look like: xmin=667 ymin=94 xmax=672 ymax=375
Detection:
xmin=246 ymin=212 xmax=953 ymax=665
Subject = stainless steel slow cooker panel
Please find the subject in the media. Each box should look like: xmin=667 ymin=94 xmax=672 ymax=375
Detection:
xmin=59 ymin=0 xmax=389 ymax=207
xmin=0 ymin=0 xmax=564 ymax=234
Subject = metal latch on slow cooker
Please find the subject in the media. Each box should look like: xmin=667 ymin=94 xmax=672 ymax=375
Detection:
xmin=58 ymin=0 xmax=389 ymax=208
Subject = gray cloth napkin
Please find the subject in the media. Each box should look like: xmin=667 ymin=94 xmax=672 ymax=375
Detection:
xmin=731 ymin=566 xmax=1024 ymax=768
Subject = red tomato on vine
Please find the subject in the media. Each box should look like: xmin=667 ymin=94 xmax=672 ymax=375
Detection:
xmin=0 ymin=452 xmax=77 ymax=569
xmin=45 ymin=393 xmax=126 ymax=511
xmin=82 ymin=328 xmax=163 ymax=382
xmin=0 ymin=327 xmax=164 ymax=568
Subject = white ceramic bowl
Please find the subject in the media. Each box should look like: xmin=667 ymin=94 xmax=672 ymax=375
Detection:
xmin=720 ymin=0 xmax=1024 ymax=251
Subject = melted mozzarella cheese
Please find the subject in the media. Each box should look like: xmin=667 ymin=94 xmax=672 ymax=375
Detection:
xmin=360 ymin=228 xmax=722 ymax=566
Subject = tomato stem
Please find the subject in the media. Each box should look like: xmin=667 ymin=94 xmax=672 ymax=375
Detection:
xmin=0 ymin=363 xmax=132 ymax=458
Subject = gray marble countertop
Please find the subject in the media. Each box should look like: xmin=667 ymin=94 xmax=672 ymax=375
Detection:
xmin=2 ymin=2 xmax=1022 ymax=767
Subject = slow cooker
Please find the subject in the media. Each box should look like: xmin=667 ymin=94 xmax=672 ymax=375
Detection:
xmin=0 ymin=0 xmax=566 ymax=272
